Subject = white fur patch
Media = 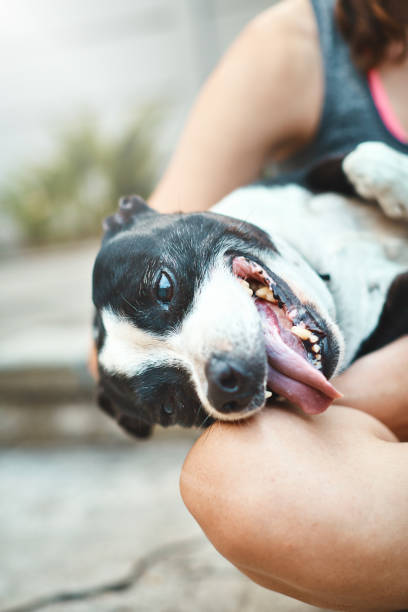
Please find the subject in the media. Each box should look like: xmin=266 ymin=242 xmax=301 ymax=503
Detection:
xmin=174 ymin=260 xmax=265 ymax=405
xmin=99 ymin=309 xmax=180 ymax=376
xmin=343 ymin=142 xmax=408 ymax=219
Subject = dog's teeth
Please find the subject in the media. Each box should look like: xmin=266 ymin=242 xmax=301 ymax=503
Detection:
xmin=255 ymin=287 xmax=277 ymax=303
xmin=312 ymin=344 xmax=321 ymax=353
xmin=291 ymin=325 xmax=311 ymax=341
xmin=265 ymin=391 xmax=272 ymax=399
xmin=239 ymin=279 xmax=253 ymax=296
xmin=239 ymin=279 xmax=250 ymax=289
xmin=255 ymin=287 xmax=268 ymax=298
xmin=315 ymin=353 xmax=322 ymax=360
xmin=309 ymin=333 xmax=319 ymax=344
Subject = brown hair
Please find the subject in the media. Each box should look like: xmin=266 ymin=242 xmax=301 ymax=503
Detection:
xmin=336 ymin=0 xmax=408 ymax=71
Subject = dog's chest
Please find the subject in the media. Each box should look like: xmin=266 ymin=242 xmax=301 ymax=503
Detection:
xmin=214 ymin=185 xmax=408 ymax=365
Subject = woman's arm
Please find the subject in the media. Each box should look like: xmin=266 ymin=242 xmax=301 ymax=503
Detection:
xmin=149 ymin=0 xmax=323 ymax=213
xmin=334 ymin=336 xmax=408 ymax=441
xmin=180 ymin=406 xmax=408 ymax=611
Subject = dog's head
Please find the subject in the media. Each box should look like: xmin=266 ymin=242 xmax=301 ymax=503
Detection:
xmin=92 ymin=195 xmax=343 ymax=437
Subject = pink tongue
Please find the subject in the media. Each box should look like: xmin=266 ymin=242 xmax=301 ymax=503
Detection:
xmin=256 ymin=300 xmax=341 ymax=415
xmin=267 ymin=366 xmax=336 ymax=415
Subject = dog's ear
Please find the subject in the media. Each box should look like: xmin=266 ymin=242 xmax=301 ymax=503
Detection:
xmin=96 ymin=382 xmax=153 ymax=439
xmin=305 ymin=155 xmax=357 ymax=197
xmin=102 ymin=195 xmax=157 ymax=241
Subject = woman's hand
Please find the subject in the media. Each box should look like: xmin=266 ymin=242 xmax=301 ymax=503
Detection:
xmin=180 ymin=405 xmax=408 ymax=611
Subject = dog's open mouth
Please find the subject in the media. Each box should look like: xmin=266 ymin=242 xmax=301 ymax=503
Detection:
xmin=232 ymin=256 xmax=341 ymax=415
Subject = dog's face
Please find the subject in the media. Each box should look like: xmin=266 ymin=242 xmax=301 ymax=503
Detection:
xmin=92 ymin=196 xmax=343 ymax=437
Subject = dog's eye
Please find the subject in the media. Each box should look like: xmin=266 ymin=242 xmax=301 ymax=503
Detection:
xmin=155 ymin=271 xmax=174 ymax=304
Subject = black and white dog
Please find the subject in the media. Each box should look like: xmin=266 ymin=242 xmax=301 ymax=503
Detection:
xmin=92 ymin=142 xmax=408 ymax=438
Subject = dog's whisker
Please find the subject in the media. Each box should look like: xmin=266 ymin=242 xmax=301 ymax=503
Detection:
xmin=193 ymin=404 xmax=203 ymax=428
xmin=200 ymin=418 xmax=219 ymax=445
xmin=199 ymin=413 xmax=212 ymax=429
xmin=121 ymin=295 xmax=139 ymax=313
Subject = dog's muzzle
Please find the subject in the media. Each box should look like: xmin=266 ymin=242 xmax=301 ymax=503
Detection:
xmin=230 ymin=256 xmax=342 ymax=415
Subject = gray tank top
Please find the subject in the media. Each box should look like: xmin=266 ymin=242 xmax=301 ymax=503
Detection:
xmin=275 ymin=0 xmax=408 ymax=184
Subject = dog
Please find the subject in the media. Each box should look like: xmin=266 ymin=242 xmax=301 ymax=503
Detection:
xmin=92 ymin=142 xmax=408 ymax=438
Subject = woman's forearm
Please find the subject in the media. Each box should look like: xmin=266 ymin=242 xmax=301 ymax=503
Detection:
xmin=180 ymin=407 xmax=408 ymax=611
xmin=334 ymin=336 xmax=408 ymax=441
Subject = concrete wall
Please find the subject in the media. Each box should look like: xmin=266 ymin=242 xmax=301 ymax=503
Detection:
xmin=0 ymin=0 xmax=278 ymax=184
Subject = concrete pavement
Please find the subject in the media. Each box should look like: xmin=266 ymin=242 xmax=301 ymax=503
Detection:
xmin=0 ymin=241 xmax=97 ymax=408
xmin=0 ymin=432 xmax=327 ymax=612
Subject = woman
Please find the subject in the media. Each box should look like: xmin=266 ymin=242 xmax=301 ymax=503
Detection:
xmin=149 ymin=1 xmax=408 ymax=609
xmin=150 ymin=0 xmax=408 ymax=214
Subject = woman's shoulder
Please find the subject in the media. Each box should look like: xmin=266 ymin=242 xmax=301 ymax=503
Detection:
xmin=246 ymin=0 xmax=321 ymax=84
xmin=250 ymin=0 xmax=318 ymax=38
xmin=240 ymin=0 xmax=324 ymax=153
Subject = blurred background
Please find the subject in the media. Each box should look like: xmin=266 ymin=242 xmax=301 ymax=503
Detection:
xmin=0 ymin=1 xmax=327 ymax=610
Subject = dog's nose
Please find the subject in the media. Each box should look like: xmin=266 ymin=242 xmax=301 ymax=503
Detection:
xmin=205 ymin=354 xmax=256 ymax=414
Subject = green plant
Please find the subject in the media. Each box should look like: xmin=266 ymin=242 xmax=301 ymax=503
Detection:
xmin=0 ymin=107 xmax=160 ymax=245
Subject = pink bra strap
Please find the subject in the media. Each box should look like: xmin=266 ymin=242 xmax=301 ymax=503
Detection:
xmin=368 ymin=69 xmax=408 ymax=144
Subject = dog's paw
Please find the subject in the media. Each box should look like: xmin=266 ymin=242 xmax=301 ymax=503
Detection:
xmin=343 ymin=142 xmax=408 ymax=219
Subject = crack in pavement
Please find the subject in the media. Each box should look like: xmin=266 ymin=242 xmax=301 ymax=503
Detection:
xmin=1 ymin=536 xmax=203 ymax=612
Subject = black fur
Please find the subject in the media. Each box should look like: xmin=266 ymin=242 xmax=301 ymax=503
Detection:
xmin=102 ymin=195 xmax=155 ymax=241
xmin=97 ymin=364 xmax=209 ymax=437
xmin=305 ymin=154 xmax=357 ymax=197
xmin=356 ymin=272 xmax=408 ymax=358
